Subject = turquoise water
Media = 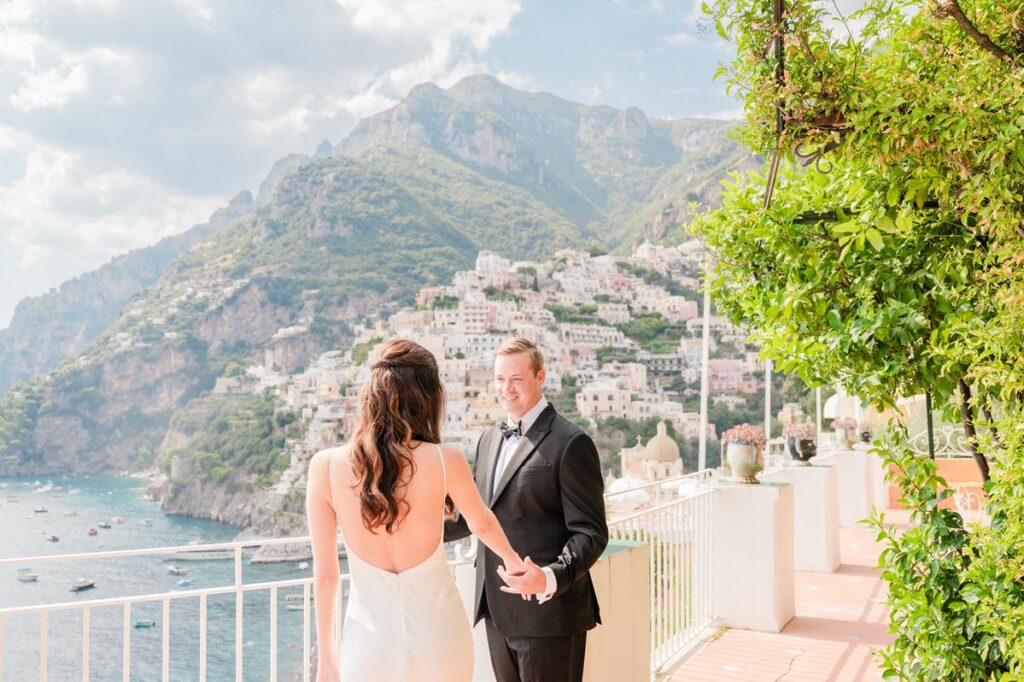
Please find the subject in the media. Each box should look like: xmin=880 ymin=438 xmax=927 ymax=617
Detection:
xmin=0 ymin=476 xmax=320 ymax=681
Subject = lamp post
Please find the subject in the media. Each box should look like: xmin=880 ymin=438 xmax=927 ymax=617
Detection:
xmin=764 ymin=358 xmax=773 ymax=464
xmin=698 ymin=260 xmax=712 ymax=472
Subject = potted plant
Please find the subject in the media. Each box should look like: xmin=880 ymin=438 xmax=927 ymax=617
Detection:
xmin=831 ymin=416 xmax=857 ymax=448
xmin=858 ymin=422 xmax=872 ymax=443
xmin=722 ymin=423 xmax=767 ymax=483
xmin=783 ymin=422 xmax=817 ymax=465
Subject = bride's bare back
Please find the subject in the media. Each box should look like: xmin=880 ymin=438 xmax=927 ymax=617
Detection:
xmin=319 ymin=441 xmax=451 ymax=573
xmin=306 ymin=440 xmax=519 ymax=574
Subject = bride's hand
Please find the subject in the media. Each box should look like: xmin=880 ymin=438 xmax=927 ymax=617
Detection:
xmin=498 ymin=554 xmax=530 ymax=600
xmin=505 ymin=554 xmax=527 ymax=576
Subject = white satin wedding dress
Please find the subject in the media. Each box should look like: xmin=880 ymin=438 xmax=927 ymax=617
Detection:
xmin=332 ymin=444 xmax=473 ymax=681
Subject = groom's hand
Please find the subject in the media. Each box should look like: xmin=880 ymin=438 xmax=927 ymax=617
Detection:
xmin=498 ymin=556 xmax=548 ymax=599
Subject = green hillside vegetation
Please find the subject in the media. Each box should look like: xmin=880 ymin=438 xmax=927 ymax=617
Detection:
xmin=159 ymin=393 xmax=299 ymax=490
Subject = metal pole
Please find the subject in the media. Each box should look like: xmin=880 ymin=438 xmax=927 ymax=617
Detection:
xmin=698 ymin=261 xmax=712 ymax=471
xmin=926 ymin=392 xmax=935 ymax=459
xmin=815 ymin=386 xmax=822 ymax=438
xmin=764 ymin=359 xmax=773 ymax=446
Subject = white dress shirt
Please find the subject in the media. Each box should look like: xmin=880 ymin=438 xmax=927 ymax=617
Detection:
xmin=494 ymin=396 xmax=557 ymax=601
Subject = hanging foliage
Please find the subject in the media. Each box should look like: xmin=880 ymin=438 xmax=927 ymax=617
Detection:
xmin=695 ymin=0 xmax=1024 ymax=677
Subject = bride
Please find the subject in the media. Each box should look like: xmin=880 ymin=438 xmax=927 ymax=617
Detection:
xmin=305 ymin=339 xmax=525 ymax=681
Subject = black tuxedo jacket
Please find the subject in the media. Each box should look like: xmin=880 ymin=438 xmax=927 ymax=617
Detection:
xmin=445 ymin=404 xmax=609 ymax=638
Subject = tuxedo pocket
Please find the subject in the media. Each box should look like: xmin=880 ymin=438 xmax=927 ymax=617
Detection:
xmin=519 ymin=463 xmax=552 ymax=474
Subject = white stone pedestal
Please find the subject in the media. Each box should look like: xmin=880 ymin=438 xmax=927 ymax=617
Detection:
xmin=780 ymin=465 xmax=840 ymax=573
xmin=712 ymin=482 xmax=795 ymax=633
xmin=859 ymin=444 xmax=889 ymax=511
xmin=833 ymin=448 xmax=873 ymax=527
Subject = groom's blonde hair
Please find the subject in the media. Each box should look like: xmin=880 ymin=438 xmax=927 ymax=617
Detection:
xmin=495 ymin=337 xmax=545 ymax=375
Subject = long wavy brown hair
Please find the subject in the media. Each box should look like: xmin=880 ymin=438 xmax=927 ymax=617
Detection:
xmin=350 ymin=339 xmax=447 ymax=533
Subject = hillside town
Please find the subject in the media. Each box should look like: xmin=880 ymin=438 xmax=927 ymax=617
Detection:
xmin=187 ymin=241 xmax=772 ymax=501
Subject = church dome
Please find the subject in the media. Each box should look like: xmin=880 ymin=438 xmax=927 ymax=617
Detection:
xmin=643 ymin=421 xmax=680 ymax=463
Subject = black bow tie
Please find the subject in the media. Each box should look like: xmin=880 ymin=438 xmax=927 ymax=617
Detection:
xmin=499 ymin=421 xmax=522 ymax=440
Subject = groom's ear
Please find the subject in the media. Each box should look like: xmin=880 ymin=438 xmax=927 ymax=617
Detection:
xmin=537 ymin=367 xmax=546 ymax=384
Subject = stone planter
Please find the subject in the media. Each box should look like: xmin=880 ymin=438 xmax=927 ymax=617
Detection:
xmin=726 ymin=442 xmax=761 ymax=483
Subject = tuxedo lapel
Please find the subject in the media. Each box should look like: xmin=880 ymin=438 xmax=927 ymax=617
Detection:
xmin=490 ymin=405 xmax=556 ymax=506
xmin=478 ymin=427 xmax=503 ymax=505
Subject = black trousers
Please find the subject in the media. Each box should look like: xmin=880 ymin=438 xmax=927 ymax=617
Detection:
xmin=485 ymin=618 xmax=587 ymax=682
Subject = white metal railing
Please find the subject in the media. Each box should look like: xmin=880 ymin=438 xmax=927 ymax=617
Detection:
xmin=606 ymin=471 xmax=716 ymax=673
xmin=605 ymin=469 xmax=718 ymax=516
xmin=2 ymin=473 xmax=720 ymax=681
xmin=1 ymin=534 xmax=478 ymax=682
xmin=908 ymin=424 xmax=973 ymax=458
xmin=0 ymin=535 xmax=329 ymax=682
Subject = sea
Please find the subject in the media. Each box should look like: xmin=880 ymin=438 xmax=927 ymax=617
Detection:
xmin=0 ymin=475 xmax=326 ymax=681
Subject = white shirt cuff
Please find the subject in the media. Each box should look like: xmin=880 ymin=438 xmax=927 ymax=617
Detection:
xmin=538 ymin=566 xmax=557 ymax=603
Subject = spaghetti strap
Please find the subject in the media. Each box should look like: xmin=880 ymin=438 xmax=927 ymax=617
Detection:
xmin=436 ymin=443 xmax=447 ymax=498
xmin=326 ymin=447 xmax=337 ymax=513
xmin=435 ymin=443 xmax=447 ymax=530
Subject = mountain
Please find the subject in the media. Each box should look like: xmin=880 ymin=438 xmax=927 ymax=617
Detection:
xmin=337 ymin=74 xmax=751 ymax=244
xmin=0 ymin=192 xmax=255 ymax=398
xmin=0 ymin=75 xmax=753 ymax=514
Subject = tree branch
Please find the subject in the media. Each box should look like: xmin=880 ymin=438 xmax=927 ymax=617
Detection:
xmin=980 ymin=402 xmax=1004 ymax=451
xmin=958 ymin=379 xmax=991 ymax=481
xmin=934 ymin=0 xmax=1018 ymax=65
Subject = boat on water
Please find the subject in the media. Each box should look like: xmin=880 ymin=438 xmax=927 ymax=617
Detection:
xmin=70 ymin=578 xmax=95 ymax=592
xmin=97 ymin=521 xmax=112 ymax=529
xmin=133 ymin=620 xmax=157 ymax=629
xmin=285 ymin=604 xmax=306 ymax=611
xmin=17 ymin=569 xmax=39 ymax=582
xmin=64 ymin=510 xmax=79 ymax=517
xmin=176 ymin=579 xmax=193 ymax=588
xmin=140 ymin=519 xmax=153 ymax=527
xmin=45 ymin=533 xmax=59 ymax=542
xmin=87 ymin=527 xmax=98 ymax=536
xmin=112 ymin=516 xmax=125 ymax=524
xmin=167 ymin=565 xmax=189 ymax=576
xmin=33 ymin=507 xmax=47 ymax=513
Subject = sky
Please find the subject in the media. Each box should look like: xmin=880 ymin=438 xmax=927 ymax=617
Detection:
xmin=0 ymin=0 xmax=745 ymax=328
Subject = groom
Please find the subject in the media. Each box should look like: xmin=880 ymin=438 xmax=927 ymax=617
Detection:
xmin=445 ymin=337 xmax=608 ymax=682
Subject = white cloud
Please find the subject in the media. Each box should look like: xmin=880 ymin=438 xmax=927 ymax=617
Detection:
xmin=577 ymin=84 xmax=603 ymax=104
xmin=170 ymin=0 xmax=216 ymax=26
xmin=663 ymin=31 xmax=697 ymax=46
xmin=0 ymin=141 xmax=222 ymax=269
xmin=10 ymin=58 xmax=88 ymax=111
xmin=0 ymin=125 xmax=22 ymax=153
xmin=10 ymin=46 xmax=136 ymax=113
xmin=492 ymin=69 xmax=535 ymax=91
xmin=238 ymin=68 xmax=296 ymax=114
xmin=334 ymin=0 xmax=522 ymax=110
xmin=330 ymin=79 xmax=398 ymax=122
xmin=336 ymin=0 xmax=520 ymax=50
xmin=700 ymin=107 xmax=744 ymax=120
